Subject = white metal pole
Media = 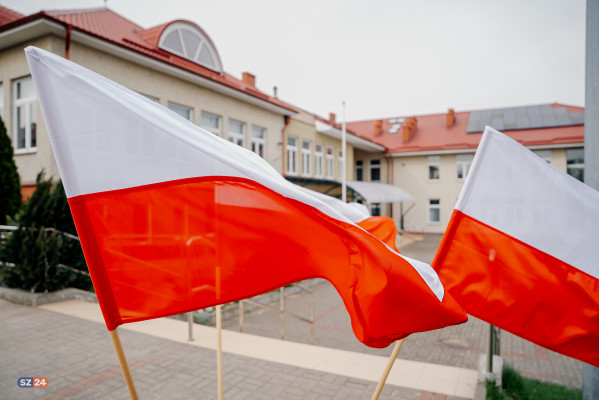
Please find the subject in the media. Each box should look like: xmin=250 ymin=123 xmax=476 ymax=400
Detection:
xmin=584 ymin=1 xmax=599 ymax=398
xmin=342 ymin=101 xmax=347 ymax=202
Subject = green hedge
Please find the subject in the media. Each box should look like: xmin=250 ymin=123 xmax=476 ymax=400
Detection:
xmin=0 ymin=172 xmax=92 ymax=292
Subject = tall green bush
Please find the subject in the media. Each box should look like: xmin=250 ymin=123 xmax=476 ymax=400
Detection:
xmin=0 ymin=172 xmax=92 ymax=292
xmin=0 ymin=116 xmax=22 ymax=224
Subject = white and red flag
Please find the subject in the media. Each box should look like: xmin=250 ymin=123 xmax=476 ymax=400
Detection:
xmin=433 ymin=126 xmax=599 ymax=366
xmin=26 ymin=46 xmax=466 ymax=347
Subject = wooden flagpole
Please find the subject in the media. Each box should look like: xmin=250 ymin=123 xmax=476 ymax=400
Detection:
xmin=109 ymin=328 xmax=139 ymax=400
xmin=215 ymin=262 xmax=223 ymax=400
xmin=370 ymin=339 xmax=404 ymax=400
xmin=216 ymin=304 xmax=223 ymax=400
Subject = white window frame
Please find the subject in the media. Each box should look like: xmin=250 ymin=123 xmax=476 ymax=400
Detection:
xmin=301 ymin=140 xmax=312 ymax=177
xmin=314 ymin=143 xmax=323 ymax=178
xmin=428 ymin=199 xmax=441 ymax=223
xmin=251 ymin=125 xmax=266 ymax=158
xmin=228 ymin=119 xmax=245 ymax=147
xmin=428 ymin=156 xmax=440 ymax=181
xmin=13 ymin=76 xmax=37 ymax=153
xmin=286 ymin=136 xmax=298 ymax=175
xmin=370 ymin=159 xmax=381 ymax=182
xmin=200 ymin=111 xmax=221 ymax=136
xmin=167 ymin=102 xmax=192 ymax=121
xmin=326 ymin=146 xmax=334 ymax=179
xmin=456 ymin=154 xmax=473 ymax=181
xmin=158 ymin=22 xmax=223 ymax=73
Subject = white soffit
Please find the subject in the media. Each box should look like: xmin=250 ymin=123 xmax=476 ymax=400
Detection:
xmin=346 ymin=181 xmax=414 ymax=203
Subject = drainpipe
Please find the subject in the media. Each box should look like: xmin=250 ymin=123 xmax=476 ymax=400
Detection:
xmin=281 ymin=115 xmax=291 ymax=175
xmin=65 ymin=25 xmax=72 ymax=59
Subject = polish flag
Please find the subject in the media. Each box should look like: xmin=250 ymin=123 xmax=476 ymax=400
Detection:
xmin=26 ymin=47 xmax=466 ymax=347
xmin=296 ymin=185 xmax=400 ymax=251
xmin=433 ymin=126 xmax=599 ymax=366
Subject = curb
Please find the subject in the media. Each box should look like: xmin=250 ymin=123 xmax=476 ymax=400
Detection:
xmin=0 ymin=286 xmax=97 ymax=307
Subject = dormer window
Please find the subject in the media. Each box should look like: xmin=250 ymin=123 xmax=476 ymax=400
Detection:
xmin=158 ymin=22 xmax=222 ymax=73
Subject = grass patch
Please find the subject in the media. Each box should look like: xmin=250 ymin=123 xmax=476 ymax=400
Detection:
xmin=486 ymin=364 xmax=581 ymax=400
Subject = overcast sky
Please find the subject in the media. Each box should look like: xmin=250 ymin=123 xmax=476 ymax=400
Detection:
xmin=4 ymin=0 xmax=587 ymax=121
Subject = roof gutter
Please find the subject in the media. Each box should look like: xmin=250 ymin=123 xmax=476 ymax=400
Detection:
xmin=69 ymin=29 xmax=295 ymax=116
xmin=0 ymin=14 xmax=296 ymax=116
xmin=390 ymin=141 xmax=585 ymax=157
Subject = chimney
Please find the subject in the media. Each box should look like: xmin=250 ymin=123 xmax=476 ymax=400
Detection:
xmin=402 ymin=116 xmax=417 ymax=142
xmin=242 ymin=72 xmax=256 ymax=87
xmin=329 ymin=113 xmax=336 ymax=123
xmin=374 ymin=120 xmax=384 ymax=136
xmin=446 ymin=108 xmax=456 ymax=127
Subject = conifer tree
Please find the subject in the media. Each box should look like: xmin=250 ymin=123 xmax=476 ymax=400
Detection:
xmin=0 ymin=116 xmax=22 ymax=224
xmin=0 ymin=172 xmax=91 ymax=292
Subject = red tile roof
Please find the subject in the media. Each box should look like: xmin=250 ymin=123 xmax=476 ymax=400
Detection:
xmin=347 ymin=103 xmax=584 ymax=154
xmin=0 ymin=5 xmax=23 ymax=26
xmin=0 ymin=7 xmax=296 ymax=113
xmin=313 ymin=114 xmax=364 ymax=137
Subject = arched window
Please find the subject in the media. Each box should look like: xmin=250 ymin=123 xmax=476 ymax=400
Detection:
xmin=158 ymin=22 xmax=222 ymax=73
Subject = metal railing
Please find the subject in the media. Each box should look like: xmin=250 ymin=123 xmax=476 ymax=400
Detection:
xmin=0 ymin=225 xmax=89 ymax=277
xmin=239 ymin=283 xmax=315 ymax=345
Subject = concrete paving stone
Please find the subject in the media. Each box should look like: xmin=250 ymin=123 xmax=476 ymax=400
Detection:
xmin=390 ymin=386 xmax=421 ymax=400
xmin=269 ymin=373 xmax=297 ymax=386
xmin=311 ymin=382 xmax=339 ymax=397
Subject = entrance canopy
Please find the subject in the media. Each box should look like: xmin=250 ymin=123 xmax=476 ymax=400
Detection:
xmin=287 ymin=177 xmax=414 ymax=204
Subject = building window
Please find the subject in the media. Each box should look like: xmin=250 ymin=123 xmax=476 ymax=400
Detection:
xmin=158 ymin=22 xmax=222 ymax=73
xmin=356 ymin=160 xmax=363 ymax=181
xmin=566 ymin=148 xmax=584 ymax=182
xmin=201 ymin=111 xmax=220 ymax=135
xmin=314 ymin=143 xmax=323 ymax=178
xmin=428 ymin=156 xmax=440 ymax=181
xmin=533 ymin=150 xmax=552 ymax=164
xmin=251 ymin=125 xmax=266 ymax=158
xmin=456 ymin=154 xmax=473 ymax=180
xmin=287 ymin=136 xmax=298 ymax=175
xmin=228 ymin=119 xmax=245 ymax=146
xmin=326 ymin=146 xmax=334 ymax=179
xmin=168 ymin=102 xmax=192 ymax=120
xmin=428 ymin=199 xmax=441 ymax=223
xmin=371 ymin=203 xmax=381 ymax=216
xmin=301 ymin=140 xmax=312 ymax=176
xmin=13 ymin=76 xmax=37 ymax=152
xmin=370 ymin=159 xmax=381 ymax=182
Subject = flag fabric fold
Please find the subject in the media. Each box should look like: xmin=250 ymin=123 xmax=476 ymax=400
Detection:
xmin=296 ymin=185 xmax=400 ymax=251
xmin=26 ymin=46 xmax=466 ymax=347
xmin=433 ymin=126 xmax=599 ymax=366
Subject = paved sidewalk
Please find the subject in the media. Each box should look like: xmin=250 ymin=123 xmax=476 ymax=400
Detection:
xmin=222 ymin=234 xmax=582 ymax=389
xmin=1 ymin=299 xmax=473 ymax=399
xmin=0 ymin=233 xmax=581 ymax=399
